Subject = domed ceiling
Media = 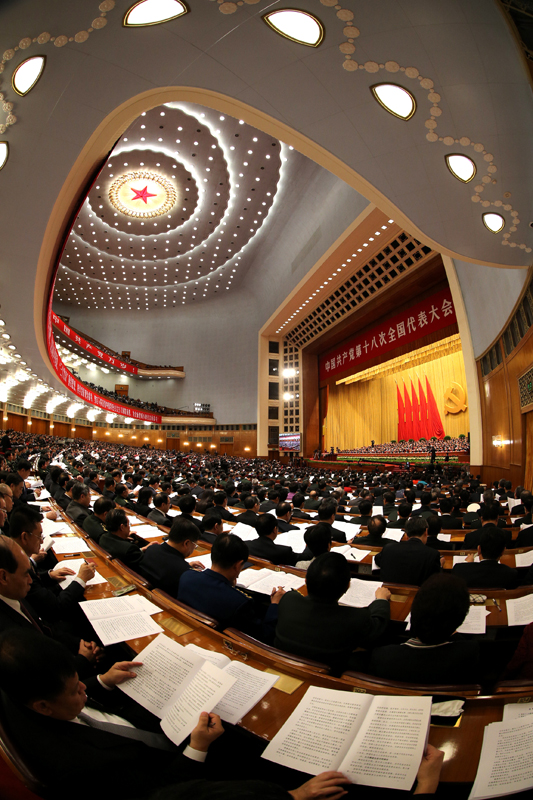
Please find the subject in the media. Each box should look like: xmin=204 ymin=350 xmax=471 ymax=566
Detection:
xmin=54 ymin=102 xmax=290 ymax=310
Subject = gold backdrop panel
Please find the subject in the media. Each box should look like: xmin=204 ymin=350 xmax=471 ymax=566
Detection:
xmin=325 ymin=348 xmax=469 ymax=450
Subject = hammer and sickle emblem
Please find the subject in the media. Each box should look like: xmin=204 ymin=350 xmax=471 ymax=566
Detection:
xmin=444 ymin=382 xmax=467 ymax=415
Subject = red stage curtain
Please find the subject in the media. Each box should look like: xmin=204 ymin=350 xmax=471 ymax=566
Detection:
xmin=410 ymin=379 xmax=422 ymax=441
xmin=403 ymin=383 xmax=414 ymax=440
xmin=426 ymin=377 xmax=445 ymax=439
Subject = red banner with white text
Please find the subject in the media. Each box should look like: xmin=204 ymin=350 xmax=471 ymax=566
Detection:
xmin=52 ymin=311 xmax=138 ymax=375
xmin=47 ymin=306 xmax=161 ymax=423
xmin=319 ymin=288 xmax=457 ymax=382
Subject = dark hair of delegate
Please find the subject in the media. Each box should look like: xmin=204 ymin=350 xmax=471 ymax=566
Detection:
xmin=410 ymin=573 xmax=470 ymax=644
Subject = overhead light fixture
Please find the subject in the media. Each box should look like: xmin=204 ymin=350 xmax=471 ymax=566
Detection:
xmin=283 ymin=392 xmax=294 ymax=401
xmin=263 ymin=9 xmax=324 ymax=47
xmin=106 ymin=414 xmax=116 ymax=423
xmin=445 ymin=154 xmax=476 ymax=183
xmin=11 ymin=55 xmax=46 ymax=96
xmin=0 ymin=142 xmax=9 ymax=171
xmin=482 ymin=213 xmax=505 ymax=234
xmin=123 ymin=0 xmax=188 ymax=27
xmin=144 ymin=420 xmax=151 ymax=426
xmin=370 ymin=83 xmax=416 ymax=120
xmin=283 ymin=368 xmax=296 ymax=378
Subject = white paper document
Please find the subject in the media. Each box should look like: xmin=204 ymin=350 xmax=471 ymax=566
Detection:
xmin=243 ymin=571 xmax=305 ymax=595
xmin=470 ymin=716 xmax=533 ymax=799
xmin=119 ymin=635 xmax=275 ymax=743
xmin=275 ymin=529 xmax=307 ymax=552
xmin=51 ymin=536 xmax=90 ymax=555
xmin=90 ymin=612 xmax=164 ymax=646
xmin=340 ymin=578 xmax=383 ymax=608
xmin=453 ymin=555 xmax=480 ymax=565
xmin=515 ymin=550 xmax=533 ymax=568
xmin=382 ymin=530 xmax=404 ymax=542
xmin=506 ymin=593 xmax=533 ymax=626
xmin=237 ymin=567 xmax=273 ymax=589
xmin=41 ymin=517 xmax=72 ymax=536
xmin=332 ymin=520 xmax=361 ymax=538
xmin=186 ymin=552 xmax=212 ymax=569
xmin=132 ymin=524 xmax=163 ymax=539
xmin=263 ymin=687 xmax=431 ymax=791
xmin=502 ymin=702 xmax=533 ymax=722
xmin=231 ymin=522 xmax=259 ymax=541
xmin=166 ymin=508 xmax=180 ymax=517
xmin=437 ymin=533 xmax=452 ymax=542
xmin=57 ymin=558 xmax=108 ymax=588
xmin=456 ymin=605 xmax=490 ymax=635
xmin=80 ymin=594 xmax=161 ymax=621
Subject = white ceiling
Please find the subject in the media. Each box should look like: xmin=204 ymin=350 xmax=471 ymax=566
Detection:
xmin=0 ymin=0 xmax=531 ymax=417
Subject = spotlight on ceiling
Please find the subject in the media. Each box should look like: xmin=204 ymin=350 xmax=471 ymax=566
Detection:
xmin=123 ymin=0 xmax=188 ymax=27
xmin=263 ymin=9 xmax=324 ymax=47
xmin=445 ymin=154 xmax=476 ymax=183
xmin=11 ymin=55 xmax=46 ymax=96
xmin=0 ymin=142 xmax=8 ymax=171
xmin=482 ymin=213 xmax=505 ymax=234
xmin=283 ymin=368 xmax=296 ymax=378
xmin=370 ymin=83 xmax=416 ymax=120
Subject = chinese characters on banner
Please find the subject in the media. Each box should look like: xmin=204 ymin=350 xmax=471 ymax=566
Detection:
xmin=319 ymin=288 xmax=457 ymax=382
xmin=47 ymin=306 xmax=161 ymax=423
xmin=51 ymin=312 xmax=138 ymax=375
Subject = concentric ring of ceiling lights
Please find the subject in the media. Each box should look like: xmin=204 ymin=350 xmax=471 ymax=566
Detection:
xmin=54 ymin=102 xmax=285 ymax=309
xmin=108 ymin=171 xmax=177 ymax=219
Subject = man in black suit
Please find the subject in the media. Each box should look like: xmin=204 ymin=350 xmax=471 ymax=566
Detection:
xmin=275 ymin=502 xmax=299 ymax=533
xmin=235 ymin=495 xmax=262 ymax=530
xmin=462 ymin=503 xmax=513 ymax=550
xmin=259 ymin=489 xmax=280 ymax=512
xmin=212 ymin=491 xmax=236 ymax=521
xmin=147 ymin=492 xmax=174 ymax=527
xmin=102 ymin=476 xmax=116 ymax=501
xmin=452 ymin=528 xmax=519 ymax=589
xmin=99 ymin=508 xmax=154 ymax=568
xmin=175 ymin=494 xmax=202 ymax=534
xmin=349 ymin=498 xmax=373 ymax=528
xmin=199 ymin=512 xmax=224 ymax=545
xmin=0 ymin=629 xmax=222 ymax=800
xmin=139 ymin=517 xmax=204 ymax=595
xmin=438 ymin=498 xmax=463 ymax=529
xmin=369 ymin=573 xmax=479 ymax=684
xmin=353 ymin=515 xmax=395 ymax=549
xmin=410 ymin=491 xmax=433 ymax=520
xmin=246 ymin=513 xmax=304 ymax=567
xmin=291 ymin=492 xmax=312 ymax=520
xmin=425 ymin=515 xmax=454 ymax=551
xmin=65 ymin=483 xmax=93 ymax=527
xmin=15 ymin=459 xmax=38 ymax=504
xmin=316 ymin=499 xmax=347 ymax=543
xmin=274 ymin=552 xmax=391 ymax=674
xmin=386 ymin=501 xmax=412 ymax=529
xmin=374 ymin=517 xmax=443 ymax=586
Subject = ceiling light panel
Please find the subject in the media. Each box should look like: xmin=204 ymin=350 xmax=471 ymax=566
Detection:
xmin=0 ymin=142 xmax=8 ymax=171
xmin=445 ymin=154 xmax=476 ymax=183
xmin=12 ymin=55 xmax=46 ymax=96
xmin=55 ymin=102 xmax=288 ymax=310
xmin=483 ymin=213 xmax=505 ymax=234
xmin=370 ymin=83 xmax=416 ymax=120
xmin=123 ymin=0 xmax=188 ymax=27
xmin=263 ymin=9 xmax=324 ymax=47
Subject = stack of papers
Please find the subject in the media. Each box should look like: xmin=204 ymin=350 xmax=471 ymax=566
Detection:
xmin=230 ymin=522 xmax=259 ymax=541
xmin=506 ymin=593 xmax=533 ymax=626
xmin=340 ymin=578 xmax=383 ymax=608
xmin=57 ymin=559 xmax=108 ymax=590
xmin=50 ymin=536 xmax=91 ymax=555
xmin=237 ymin=568 xmax=304 ymax=594
xmin=275 ymin=529 xmax=307 ymax=552
xmin=185 ymin=552 xmax=212 ymax=569
xmin=41 ymin=517 xmax=73 ymax=536
xmin=382 ymin=530 xmax=404 ymax=542
xmin=515 ymin=550 xmax=533 ymax=568
xmin=133 ymin=524 xmax=163 ymax=539
xmin=453 ymin=554 xmax=480 ymax=565
xmin=80 ymin=594 xmax=163 ymax=645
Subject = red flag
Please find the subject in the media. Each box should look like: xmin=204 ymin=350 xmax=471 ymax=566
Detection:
xmin=403 ymin=382 xmax=413 ymax=440
xmin=410 ymin=379 xmax=422 ymax=440
xmin=418 ymin=378 xmax=430 ymax=438
xmin=397 ymin=384 xmax=406 ymax=441
xmin=426 ymin=377 xmax=445 ymax=439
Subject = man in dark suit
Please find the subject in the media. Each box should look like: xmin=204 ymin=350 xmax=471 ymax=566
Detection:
xmin=425 ymin=515 xmax=454 ymax=551
xmin=452 ymin=528 xmax=519 ymax=589
xmin=212 ymin=492 xmax=236 ymax=522
xmin=147 ymin=492 xmax=174 ymax=527
xmin=246 ymin=514 xmax=304 ymax=567
xmin=438 ymin=498 xmax=463 ymax=529
xmin=0 ymin=629 xmax=221 ymax=800
xmin=139 ymin=518 xmax=204 ymax=596
xmin=99 ymin=508 xmax=154 ymax=568
xmin=199 ymin=512 xmax=224 ymax=545
xmin=369 ymin=573 xmax=479 ymax=684
xmin=316 ymin=499 xmax=347 ymax=543
xmin=353 ymin=515 xmax=395 ymax=549
xmin=259 ymin=489 xmax=280 ymax=512
xmin=178 ymin=533 xmax=282 ymax=641
xmin=386 ymin=502 xmax=412 ymax=529
xmin=83 ymin=497 xmax=114 ymax=543
xmin=65 ymin=483 xmax=93 ymax=527
xmin=303 ymin=490 xmax=322 ymax=510
xmin=175 ymin=494 xmax=202 ymax=534
xmin=275 ymin=502 xmax=299 ymax=533
xmin=349 ymin=499 xmax=373 ymax=528
xmin=102 ymin=476 xmax=116 ymax=501
xmin=374 ymin=517 xmax=443 ymax=586
xmin=462 ymin=503 xmax=513 ymax=550
xmin=291 ymin=492 xmax=312 ymax=520
xmin=235 ymin=495 xmax=262 ymax=530
xmin=274 ymin=552 xmax=391 ymax=674
xmin=410 ymin=492 xmax=433 ymax=520
xmin=15 ymin=459 xmax=38 ymax=504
